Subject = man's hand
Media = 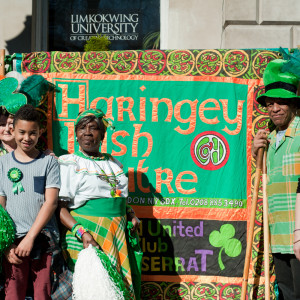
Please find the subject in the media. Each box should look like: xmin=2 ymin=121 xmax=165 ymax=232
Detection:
xmin=4 ymin=244 xmax=23 ymax=264
xmin=252 ymin=129 xmax=269 ymax=158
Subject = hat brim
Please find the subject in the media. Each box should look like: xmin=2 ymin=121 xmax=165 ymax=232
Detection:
xmin=257 ymin=88 xmax=300 ymax=106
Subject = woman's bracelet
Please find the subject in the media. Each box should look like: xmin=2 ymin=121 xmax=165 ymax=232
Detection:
xmin=294 ymin=239 xmax=300 ymax=244
xmin=71 ymin=224 xmax=89 ymax=240
xmin=71 ymin=222 xmax=80 ymax=232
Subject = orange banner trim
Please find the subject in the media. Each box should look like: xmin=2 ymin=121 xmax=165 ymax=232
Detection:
xmin=132 ymin=205 xmax=248 ymax=221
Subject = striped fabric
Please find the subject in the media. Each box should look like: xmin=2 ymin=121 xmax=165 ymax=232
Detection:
xmin=267 ymin=116 xmax=300 ymax=253
xmin=61 ymin=211 xmax=135 ymax=299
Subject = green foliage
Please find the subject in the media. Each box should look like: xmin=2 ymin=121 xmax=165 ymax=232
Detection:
xmin=143 ymin=31 xmax=160 ymax=49
xmin=209 ymin=224 xmax=242 ymax=270
xmin=84 ymin=35 xmax=111 ymax=52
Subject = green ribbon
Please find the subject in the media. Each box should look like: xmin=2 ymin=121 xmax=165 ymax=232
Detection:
xmin=12 ymin=181 xmax=25 ymax=195
xmin=7 ymin=168 xmax=24 ymax=195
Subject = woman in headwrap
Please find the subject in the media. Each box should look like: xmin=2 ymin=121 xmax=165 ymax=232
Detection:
xmin=58 ymin=109 xmax=140 ymax=299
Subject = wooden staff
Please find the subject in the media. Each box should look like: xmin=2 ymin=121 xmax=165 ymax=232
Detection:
xmin=241 ymin=147 xmax=264 ymax=300
xmin=262 ymin=149 xmax=270 ymax=298
xmin=0 ymin=49 xmax=5 ymax=76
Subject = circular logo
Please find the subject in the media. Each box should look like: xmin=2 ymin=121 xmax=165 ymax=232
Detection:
xmin=190 ymin=132 xmax=230 ymax=170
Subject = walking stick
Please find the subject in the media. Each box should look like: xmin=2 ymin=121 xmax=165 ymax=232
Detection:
xmin=262 ymin=149 xmax=270 ymax=299
xmin=241 ymin=147 xmax=264 ymax=300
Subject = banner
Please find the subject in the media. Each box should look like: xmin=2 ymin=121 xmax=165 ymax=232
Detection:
xmin=21 ymin=49 xmax=279 ymax=299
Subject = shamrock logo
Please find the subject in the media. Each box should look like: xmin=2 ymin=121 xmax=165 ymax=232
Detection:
xmin=209 ymin=224 xmax=242 ymax=270
xmin=0 ymin=78 xmax=27 ymax=114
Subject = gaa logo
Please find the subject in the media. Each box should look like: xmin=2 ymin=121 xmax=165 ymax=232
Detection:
xmin=190 ymin=131 xmax=230 ymax=170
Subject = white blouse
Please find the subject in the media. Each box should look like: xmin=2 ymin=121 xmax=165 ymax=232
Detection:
xmin=58 ymin=153 xmax=128 ymax=209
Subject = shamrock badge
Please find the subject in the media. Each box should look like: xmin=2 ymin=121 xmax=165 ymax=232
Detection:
xmin=209 ymin=224 xmax=242 ymax=270
xmin=7 ymin=168 xmax=25 ymax=195
xmin=0 ymin=78 xmax=27 ymax=115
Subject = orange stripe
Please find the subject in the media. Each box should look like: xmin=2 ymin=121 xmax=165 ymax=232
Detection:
xmin=47 ymin=91 xmax=53 ymax=150
xmin=28 ymin=71 xmax=258 ymax=85
xmin=246 ymin=79 xmax=261 ymax=234
xmin=132 ymin=206 xmax=247 ymax=221
xmin=141 ymin=274 xmax=275 ymax=284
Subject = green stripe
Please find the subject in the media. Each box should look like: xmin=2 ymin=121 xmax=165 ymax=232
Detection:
xmin=269 ymin=221 xmax=294 ymax=233
xmin=74 ymin=197 xmax=126 ymax=217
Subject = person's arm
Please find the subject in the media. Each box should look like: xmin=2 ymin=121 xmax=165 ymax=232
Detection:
xmin=294 ymin=192 xmax=300 ymax=260
xmin=14 ymin=187 xmax=59 ymax=257
xmin=0 ymin=195 xmax=6 ymax=209
xmin=252 ymin=129 xmax=269 ymax=159
xmin=59 ymin=202 xmax=99 ymax=249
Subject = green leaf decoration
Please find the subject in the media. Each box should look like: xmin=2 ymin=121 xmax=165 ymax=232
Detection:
xmin=209 ymin=230 xmax=224 ymax=248
xmin=224 ymin=238 xmax=242 ymax=258
xmin=209 ymin=224 xmax=242 ymax=271
xmin=0 ymin=78 xmax=27 ymax=114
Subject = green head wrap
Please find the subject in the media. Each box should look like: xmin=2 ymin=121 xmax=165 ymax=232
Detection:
xmin=75 ymin=108 xmax=115 ymax=130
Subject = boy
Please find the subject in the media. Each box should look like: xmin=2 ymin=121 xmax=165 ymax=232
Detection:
xmin=0 ymin=104 xmax=60 ymax=300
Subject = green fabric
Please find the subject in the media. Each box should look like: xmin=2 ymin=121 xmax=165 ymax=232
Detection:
xmin=266 ymin=116 xmax=300 ymax=253
xmin=62 ymin=211 xmax=135 ymax=298
xmin=126 ymin=222 xmax=142 ymax=300
xmin=75 ymin=108 xmax=105 ymax=125
xmin=74 ymin=197 xmax=126 ymax=217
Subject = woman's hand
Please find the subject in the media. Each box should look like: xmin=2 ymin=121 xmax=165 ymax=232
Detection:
xmin=82 ymin=232 xmax=100 ymax=249
xmin=15 ymin=235 xmax=34 ymax=257
xmin=252 ymin=129 xmax=269 ymax=158
xmin=4 ymin=244 xmax=23 ymax=264
xmin=130 ymin=216 xmax=140 ymax=234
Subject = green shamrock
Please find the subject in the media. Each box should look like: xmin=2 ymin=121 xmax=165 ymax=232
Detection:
xmin=209 ymin=224 xmax=242 ymax=270
xmin=0 ymin=78 xmax=27 ymax=114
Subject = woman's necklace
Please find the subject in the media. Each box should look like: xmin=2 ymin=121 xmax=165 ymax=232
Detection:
xmin=78 ymin=150 xmax=121 ymax=197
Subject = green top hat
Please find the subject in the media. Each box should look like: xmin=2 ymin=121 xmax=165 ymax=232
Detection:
xmin=257 ymin=59 xmax=300 ymax=106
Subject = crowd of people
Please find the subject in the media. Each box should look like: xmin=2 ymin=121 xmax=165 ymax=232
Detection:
xmin=0 ymin=80 xmax=141 ymax=300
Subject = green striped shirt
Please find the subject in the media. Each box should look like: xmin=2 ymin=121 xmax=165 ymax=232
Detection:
xmin=267 ymin=116 xmax=300 ymax=253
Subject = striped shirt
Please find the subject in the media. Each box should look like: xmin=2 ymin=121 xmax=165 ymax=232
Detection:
xmin=267 ymin=116 xmax=300 ymax=253
xmin=0 ymin=151 xmax=60 ymax=238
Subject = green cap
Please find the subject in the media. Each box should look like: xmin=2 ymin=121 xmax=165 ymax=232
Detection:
xmin=257 ymin=59 xmax=300 ymax=106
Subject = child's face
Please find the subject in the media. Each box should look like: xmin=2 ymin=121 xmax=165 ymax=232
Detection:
xmin=0 ymin=115 xmax=14 ymax=143
xmin=11 ymin=120 xmax=41 ymax=154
